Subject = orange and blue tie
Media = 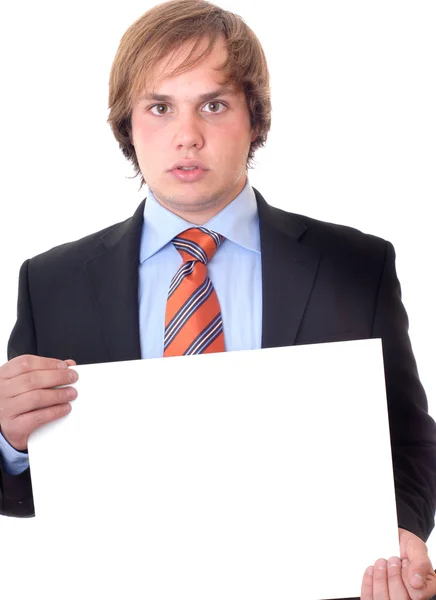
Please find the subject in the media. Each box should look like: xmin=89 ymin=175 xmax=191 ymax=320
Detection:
xmin=164 ymin=228 xmax=225 ymax=357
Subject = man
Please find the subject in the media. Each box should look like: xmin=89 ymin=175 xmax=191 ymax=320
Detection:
xmin=0 ymin=1 xmax=435 ymax=598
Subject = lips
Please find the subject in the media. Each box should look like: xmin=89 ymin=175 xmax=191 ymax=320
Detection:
xmin=169 ymin=160 xmax=207 ymax=171
xmin=170 ymin=166 xmax=208 ymax=182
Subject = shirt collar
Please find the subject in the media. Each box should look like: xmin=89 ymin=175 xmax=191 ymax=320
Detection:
xmin=139 ymin=178 xmax=260 ymax=263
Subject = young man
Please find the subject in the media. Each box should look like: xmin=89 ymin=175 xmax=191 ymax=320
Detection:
xmin=0 ymin=1 xmax=435 ymax=598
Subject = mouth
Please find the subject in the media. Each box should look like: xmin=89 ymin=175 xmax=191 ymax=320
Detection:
xmin=170 ymin=166 xmax=207 ymax=182
xmin=169 ymin=160 xmax=208 ymax=171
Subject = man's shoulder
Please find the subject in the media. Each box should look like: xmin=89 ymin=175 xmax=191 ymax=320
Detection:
xmin=28 ymin=201 xmax=145 ymax=270
xmin=295 ymin=210 xmax=387 ymax=248
xmin=32 ymin=222 xmax=121 ymax=262
xmin=256 ymin=190 xmax=389 ymax=256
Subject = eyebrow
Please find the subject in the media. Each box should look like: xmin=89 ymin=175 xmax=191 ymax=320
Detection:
xmin=139 ymin=86 xmax=236 ymax=103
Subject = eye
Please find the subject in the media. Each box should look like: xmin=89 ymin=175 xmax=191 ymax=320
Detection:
xmin=202 ymin=101 xmax=226 ymax=114
xmin=149 ymin=104 xmax=171 ymax=115
xmin=148 ymin=101 xmax=226 ymax=116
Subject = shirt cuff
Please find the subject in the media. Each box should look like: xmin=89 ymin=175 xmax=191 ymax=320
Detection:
xmin=0 ymin=432 xmax=30 ymax=475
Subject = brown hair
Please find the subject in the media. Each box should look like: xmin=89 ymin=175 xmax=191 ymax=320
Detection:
xmin=107 ymin=0 xmax=271 ymax=186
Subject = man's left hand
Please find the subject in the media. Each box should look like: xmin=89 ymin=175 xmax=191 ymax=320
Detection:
xmin=361 ymin=528 xmax=436 ymax=600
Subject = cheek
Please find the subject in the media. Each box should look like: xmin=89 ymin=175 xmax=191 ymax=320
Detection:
xmin=228 ymin=113 xmax=252 ymax=140
xmin=131 ymin=111 xmax=158 ymax=139
xmin=132 ymin=121 xmax=164 ymax=160
xmin=220 ymin=122 xmax=252 ymax=157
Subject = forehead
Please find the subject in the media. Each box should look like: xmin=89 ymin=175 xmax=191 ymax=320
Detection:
xmin=146 ymin=36 xmax=230 ymax=93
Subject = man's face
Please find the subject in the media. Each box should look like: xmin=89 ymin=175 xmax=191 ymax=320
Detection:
xmin=130 ymin=36 xmax=257 ymax=223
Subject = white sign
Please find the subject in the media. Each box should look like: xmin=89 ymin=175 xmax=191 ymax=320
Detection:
xmin=3 ymin=339 xmax=399 ymax=599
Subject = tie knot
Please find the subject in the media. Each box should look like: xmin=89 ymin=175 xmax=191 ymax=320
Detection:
xmin=173 ymin=227 xmax=224 ymax=264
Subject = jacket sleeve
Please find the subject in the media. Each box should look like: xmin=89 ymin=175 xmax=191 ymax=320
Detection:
xmin=0 ymin=260 xmax=36 ymax=517
xmin=373 ymin=241 xmax=436 ymax=541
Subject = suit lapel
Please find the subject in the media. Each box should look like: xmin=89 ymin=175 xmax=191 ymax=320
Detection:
xmin=255 ymin=189 xmax=321 ymax=349
xmin=84 ymin=200 xmax=145 ymax=363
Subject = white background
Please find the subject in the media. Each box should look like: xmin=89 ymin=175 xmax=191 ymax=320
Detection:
xmin=0 ymin=0 xmax=435 ymax=558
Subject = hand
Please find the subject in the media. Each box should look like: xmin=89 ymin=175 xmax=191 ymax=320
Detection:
xmin=361 ymin=528 xmax=436 ymax=600
xmin=0 ymin=355 xmax=78 ymax=451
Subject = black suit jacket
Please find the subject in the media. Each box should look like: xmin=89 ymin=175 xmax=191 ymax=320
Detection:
xmin=1 ymin=188 xmax=435 ymax=547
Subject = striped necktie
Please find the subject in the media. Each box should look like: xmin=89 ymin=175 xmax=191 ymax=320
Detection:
xmin=164 ymin=227 xmax=225 ymax=357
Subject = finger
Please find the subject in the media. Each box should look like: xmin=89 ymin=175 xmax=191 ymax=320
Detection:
xmin=3 ymin=386 xmax=78 ymax=420
xmin=387 ymin=557 xmax=409 ymax=600
xmin=3 ymin=367 xmax=78 ymax=399
xmin=1 ymin=355 xmax=70 ymax=379
xmin=401 ymin=558 xmax=436 ymax=600
xmin=6 ymin=403 xmax=73 ymax=442
xmin=360 ymin=565 xmax=374 ymax=600
xmin=404 ymin=549 xmax=432 ymax=590
xmin=65 ymin=359 xmax=77 ymax=366
xmin=373 ymin=558 xmax=389 ymax=600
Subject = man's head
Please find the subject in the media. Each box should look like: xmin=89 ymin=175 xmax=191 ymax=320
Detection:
xmin=108 ymin=0 xmax=271 ymax=221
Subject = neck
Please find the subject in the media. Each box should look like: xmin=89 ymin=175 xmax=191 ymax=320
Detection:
xmin=152 ymin=176 xmax=248 ymax=225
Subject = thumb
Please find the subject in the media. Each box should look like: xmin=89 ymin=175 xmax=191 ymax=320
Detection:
xmin=403 ymin=544 xmax=431 ymax=590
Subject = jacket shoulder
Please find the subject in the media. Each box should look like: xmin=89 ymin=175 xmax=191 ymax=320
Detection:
xmin=296 ymin=211 xmax=388 ymax=249
xmin=254 ymin=187 xmax=389 ymax=255
xmin=28 ymin=200 xmax=145 ymax=270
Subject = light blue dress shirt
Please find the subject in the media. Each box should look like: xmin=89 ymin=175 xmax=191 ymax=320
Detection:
xmin=0 ymin=179 xmax=262 ymax=475
xmin=139 ymin=179 xmax=262 ymax=357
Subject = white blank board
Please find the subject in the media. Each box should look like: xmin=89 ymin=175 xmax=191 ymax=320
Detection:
xmin=2 ymin=339 xmax=399 ymax=599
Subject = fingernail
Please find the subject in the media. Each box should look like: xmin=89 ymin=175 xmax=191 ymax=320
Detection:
xmin=402 ymin=559 xmax=409 ymax=569
xmin=388 ymin=557 xmax=401 ymax=567
xmin=68 ymin=370 xmax=78 ymax=382
xmin=57 ymin=361 xmax=68 ymax=369
xmin=375 ymin=558 xmax=387 ymax=570
xmin=412 ymin=572 xmax=425 ymax=582
xmin=366 ymin=566 xmax=374 ymax=576
xmin=66 ymin=388 xmax=77 ymax=400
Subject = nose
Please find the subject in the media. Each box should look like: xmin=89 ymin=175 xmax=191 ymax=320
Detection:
xmin=173 ymin=111 xmax=205 ymax=150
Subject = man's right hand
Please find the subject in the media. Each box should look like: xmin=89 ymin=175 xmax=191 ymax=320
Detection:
xmin=0 ymin=355 xmax=78 ymax=452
